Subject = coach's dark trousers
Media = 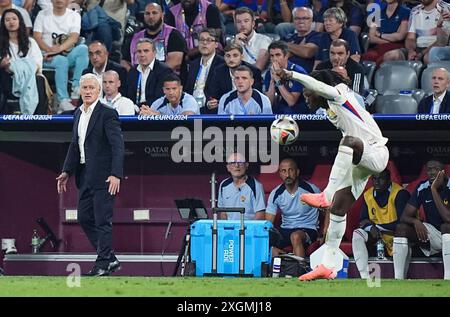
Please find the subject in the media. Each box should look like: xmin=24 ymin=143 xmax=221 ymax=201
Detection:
xmin=77 ymin=164 xmax=117 ymax=269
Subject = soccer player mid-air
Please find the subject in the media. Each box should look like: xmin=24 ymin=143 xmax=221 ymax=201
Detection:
xmin=276 ymin=68 xmax=389 ymax=281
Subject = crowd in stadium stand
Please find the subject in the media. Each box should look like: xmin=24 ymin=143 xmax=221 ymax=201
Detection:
xmin=1 ymin=0 xmax=450 ymax=115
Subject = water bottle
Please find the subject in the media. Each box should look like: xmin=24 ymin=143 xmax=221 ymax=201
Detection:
xmin=31 ymin=229 xmax=40 ymax=254
xmin=376 ymin=239 xmax=385 ymax=259
xmin=272 ymin=257 xmax=281 ymax=278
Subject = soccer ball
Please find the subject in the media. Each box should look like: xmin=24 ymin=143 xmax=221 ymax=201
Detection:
xmin=270 ymin=117 xmax=299 ymax=145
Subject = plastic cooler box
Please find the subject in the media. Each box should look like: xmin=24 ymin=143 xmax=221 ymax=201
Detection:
xmin=190 ymin=220 xmax=272 ymax=277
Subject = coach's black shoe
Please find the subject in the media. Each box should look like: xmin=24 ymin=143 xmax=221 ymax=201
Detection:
xmin=107 ymin=260 xmax=121 ymax=273
xmin=83 ymin=266 xmax=110 ymax=277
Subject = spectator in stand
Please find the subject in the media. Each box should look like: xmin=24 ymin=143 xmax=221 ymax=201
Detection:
xmin=0 ymin=0 xmax=32 ymax=32
xmin=218 ymin=151 xmax=266 ymax=220
xmin=393 ymin=159 xmax=450 ymax=280
xmin=184 ymin=28 xmax=225 ymax=114
xmin=101 ymin=70 xmax=137 ymax=115
xmin=33 ymin=0 xmax=89 ymax=114
xmin=0 ymin=8 xmax=43 ymax=114
xmin=315 ymin=0 xmax=364 ymax=36
xmin=314 ymin=7 xmax=360 ymax=69
xmin=140 ymin=73 xmax=199 ymax=115
xmin=127 ymin=38 xmax=173 ymax=108
xmin=208 ymin=43 xmax=262 ymax=112
xmin=352 ymin=169 xmax=410 ymax=279
xmin=123 ymin=2 xmax=187 ymax=73
xmin=285 ymin=6 xmax=321 ymax=73
xmin=363 ymin=0 xmax=410 ymax=66
xmin=418 ymin=68 xmax=450 ymax=113
xmin=428 ymin=7 xmax=450 ymax=62
xmin=218 ymin=65 xmax=272 ymax=114
xmin=258 ymin=0 xmax=293 ymax=35
xmin=83 ymin=41 xmax=128 ymax=96
xmin=265 ymin=158 xmax=320 ymax=257
xmin=264 ymin=41 xmax=308 ymax=114
xmin=84 ymin=0 xmax=133 ymax=32
xmin=233 ymin=7 xmax=272 ymax=72
xmin=217 ymin=0 xmax=259 ymax=35
xmin=383 ymin=0 xmax=450 ymax=65
xmin=165 ymin=0 xmax=222 ymax=60
xmin=316 ymin=39 xmax=364 ymax=95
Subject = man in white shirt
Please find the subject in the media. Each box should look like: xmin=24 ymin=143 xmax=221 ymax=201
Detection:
xmin=384 ymin=0 xmax=450 ymax=64
xmin=233 ymin=7 xmax=271 ymax=71
xmin=33 ymin=0 xmax=89 ymax=113
xmin=101 ymin=70 xmax=137 ymax=115
xmin=277 ymin=67 xmax=389 ymax=281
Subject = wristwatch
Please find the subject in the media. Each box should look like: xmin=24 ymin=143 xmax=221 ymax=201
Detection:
xmin=275 ymin=80 xmax=283 ymax=87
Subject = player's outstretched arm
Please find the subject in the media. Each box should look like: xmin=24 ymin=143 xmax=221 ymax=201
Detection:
xmin=277 ymin=69 xmax=339 ymax=100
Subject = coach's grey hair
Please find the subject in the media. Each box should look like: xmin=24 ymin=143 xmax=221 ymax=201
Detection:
xmin=137 ymin=38 xmax=156 ymax=52
xmin=79 ymin=73 xmax=101 ymax=88
xmin=292 ymin=6 xmax=313 ymax=19
xmin=323 ymin=7 xmax=347 ymax=26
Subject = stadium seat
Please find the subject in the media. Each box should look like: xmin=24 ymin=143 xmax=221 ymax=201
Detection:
xmin=383 ymin=89 xmax=426 ymax=105
xmin=379 ymin=60 xmax=424 ymax=77
xmin=375 ymin=95 xmax=418 ymax=114
xmin=359 ymin=32 xmax=370 ymax=54
xmin=427 ymin=61 xmax=450 ymax=73
xmin=362 ymin=60 xmax=376 ymax=88
xmin=374 ymin=65 xmax=418 ymax=94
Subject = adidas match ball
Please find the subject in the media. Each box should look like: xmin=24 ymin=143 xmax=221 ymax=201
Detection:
xmin=270 ymin=117 xmax=299 ymax=145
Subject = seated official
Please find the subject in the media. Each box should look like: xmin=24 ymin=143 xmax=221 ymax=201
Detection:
xmin=140 ymin=73 xmax=199 ymax=115
xmin=127 ymin=38 xmax=173 ymax=107
xmin=83 ymin=41 xmax=128 ymax=97
xmin=101 ymin=70 xmax=137 ymax=115
xmin=218 ymin=152 xmax=266 ymax=221
xmin=218 ymin=65 xmax=272 ymax=115
xmin=418 ymin=68 xmax=450 ymax=114
xmin=266 ymin=158 xmax=321 ymax=258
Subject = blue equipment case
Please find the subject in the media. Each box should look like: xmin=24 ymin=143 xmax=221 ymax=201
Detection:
xmin=190 ymin=219 xmax=272 ymax=277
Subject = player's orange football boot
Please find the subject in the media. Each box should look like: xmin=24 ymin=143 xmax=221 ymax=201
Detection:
xmin=300 ymin=192 xmax=331 ymax=209
xmin=298 ymin=264 xmax=337 ymax=281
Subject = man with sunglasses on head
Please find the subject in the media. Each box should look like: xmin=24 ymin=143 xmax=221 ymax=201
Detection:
xmin=218 ymin=152 xmax=266 ymax=220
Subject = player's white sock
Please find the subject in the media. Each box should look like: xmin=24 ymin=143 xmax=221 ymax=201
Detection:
xmin=442 ymin=234 xmax=450 ymax=280
xmin=352 ymin=228 xmax=369 ymax=279
xmin=393 ymin=237 xmax=410 ymax=279
xmin=324 ymin=145 xmax=354 ymax=203
xmin=322 ymin=213 xmax=347 ymax=269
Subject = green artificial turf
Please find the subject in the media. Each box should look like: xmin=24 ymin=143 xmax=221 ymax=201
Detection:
xmin=0 ymin=277 xmax=449 ymax=297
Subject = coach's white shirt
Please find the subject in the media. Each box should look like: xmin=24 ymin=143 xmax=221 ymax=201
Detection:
xmin=78 ymin=99 xmax=99 ymax=164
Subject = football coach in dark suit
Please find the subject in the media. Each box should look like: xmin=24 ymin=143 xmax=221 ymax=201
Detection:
xmin=56 ymin=73 xmax=124 ymax=276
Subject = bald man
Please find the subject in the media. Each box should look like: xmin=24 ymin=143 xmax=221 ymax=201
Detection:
xmin=101 ymin=70 xmax=137 ymax=115
xmin=418 ymin=68 xmax=450 ymax=114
